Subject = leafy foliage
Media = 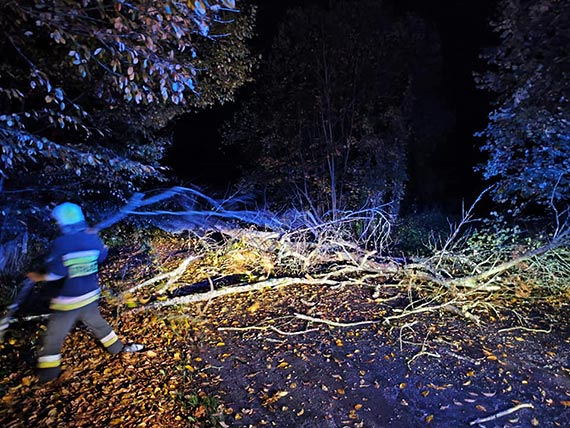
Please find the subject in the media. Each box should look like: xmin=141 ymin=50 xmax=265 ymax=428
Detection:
xmin=476 ymin=0 xmax=570 ymax=208
xmin=0 ymin=0 xmax=256 ymax=202
xmin=430 ymin=213 xmax=570 ymax=296
xmin=223 ymin=0 xmax=451 ymax=216
xmin=392 ymin=209 xmax=451 ymax=256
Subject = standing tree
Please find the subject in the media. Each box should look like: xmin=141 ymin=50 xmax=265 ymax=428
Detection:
xmin=223 ymin=0 xmax=451 ymax=217
xmin=0 ymin=0 xmax=256 ymax=202
xmin=476 ymin=0 xmax=570 ymax=209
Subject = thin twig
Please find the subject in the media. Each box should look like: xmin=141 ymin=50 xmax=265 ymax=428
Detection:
xmin=383 ymin=300 xmax=458 ymax=324
xmin=407 ymin=350 xmax=441 ymax=366
xmin=218 ymin=326 xmax=268 ymax=332
xmin=294 ymin=313 xmax=381 ymax=327
xmin=469 ymin=403 xmax=534 ymax=425
xmin=498 ymin=325 xmax=552 ymax=334
xmin=434 ymin=187 xmax=492 ymax=269
xmin=396 ymin=321 xmax=419 ymax=352
xmin=197 ymin=276 xmax=216 ymax=316
xmin=438 ymin=348 xmax=485 ymax=366
xmin=218 ymin=325 xmax=319 ymax=336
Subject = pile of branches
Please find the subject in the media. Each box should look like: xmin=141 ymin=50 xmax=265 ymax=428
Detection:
xmin=102 ymin=188 xmax=569 ymax=330
xmin=2 ymin=186 xmax=569 ymax=331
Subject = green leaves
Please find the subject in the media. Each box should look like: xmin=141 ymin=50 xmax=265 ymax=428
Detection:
xmin=0 ymin=0 xmax=255 ymax=209
xmin=477 ymin=0 xmax=570 ymax=208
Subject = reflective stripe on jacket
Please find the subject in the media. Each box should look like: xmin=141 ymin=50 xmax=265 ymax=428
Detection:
xmin=45 ymin=229 xmax=108 ymax=310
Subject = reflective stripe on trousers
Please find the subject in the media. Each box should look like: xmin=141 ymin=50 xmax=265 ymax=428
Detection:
xmin=37 ymin=354 xmax=61 ymax=368
xmin=37 ymin=301 xmax=123 ymax=382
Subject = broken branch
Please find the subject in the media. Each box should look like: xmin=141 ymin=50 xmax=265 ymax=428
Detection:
xmin=469 ymin=403 xmax=534 ymax=425
xmin=218 ymin=325 xmax=319 ymax=336
xmin=122 ymin=255 xmax=201 ymax=296
xmin=448 ymin=237 xmax=569 ymax=289
xmin=294 ymin=313 xmax=381 ymax=328
xmin=133 ymin=277 xmax=337 ymax=311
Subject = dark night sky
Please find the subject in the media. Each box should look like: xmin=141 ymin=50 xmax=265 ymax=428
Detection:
xmin=398 ymin=0 xmax=499 ymax=208
xmin=168 ymin=0 xmax=500 ymax=208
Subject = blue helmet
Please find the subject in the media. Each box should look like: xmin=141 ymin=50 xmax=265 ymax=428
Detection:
xmin=52 ymin=202 xmax=85 ymax=226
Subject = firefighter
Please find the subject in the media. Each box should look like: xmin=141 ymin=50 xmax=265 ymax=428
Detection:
xmin=26 ymin=202 xmax=143 ymax=383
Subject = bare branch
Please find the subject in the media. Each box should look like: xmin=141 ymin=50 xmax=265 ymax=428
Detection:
xmin=122 ymin=255 xmax=202 ymax=296
xmin=469 ymin=403 xmax=534 ymax=425
xmin=294 ymin=313 xmax=381 ymax=328
xmin=132 ymin=277 xmax=338 ymax=312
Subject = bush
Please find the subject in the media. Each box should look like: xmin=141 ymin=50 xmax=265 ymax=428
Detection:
xmin=392 ymin=209 xmax=451 ymax=256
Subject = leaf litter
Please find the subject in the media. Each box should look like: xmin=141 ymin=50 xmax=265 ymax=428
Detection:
xmin=1 ymin=236 xmax=570 ymax=427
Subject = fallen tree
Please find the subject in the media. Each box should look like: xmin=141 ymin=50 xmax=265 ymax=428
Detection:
xmin=3 ymin=187 xmax=569 ymax=336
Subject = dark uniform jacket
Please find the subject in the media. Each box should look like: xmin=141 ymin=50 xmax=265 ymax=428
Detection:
xmin=45 ymin=229 xmax=108 ymax=311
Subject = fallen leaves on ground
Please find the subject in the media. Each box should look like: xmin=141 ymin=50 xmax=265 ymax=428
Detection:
xmin=1 ymin=240 xmax=570 ymax=427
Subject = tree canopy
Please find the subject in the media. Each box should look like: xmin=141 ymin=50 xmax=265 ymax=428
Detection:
xmin=476 ymin=0 xmax=570 ymax=209
xmin=0 ymin=0 xmax=256 ymax=205
xmin=222 ymin=0 xmax=451 ymax=216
